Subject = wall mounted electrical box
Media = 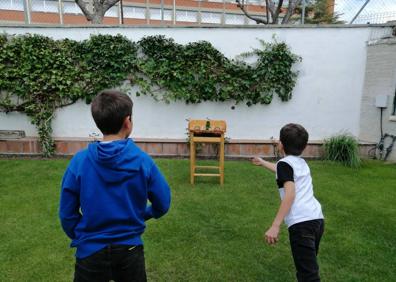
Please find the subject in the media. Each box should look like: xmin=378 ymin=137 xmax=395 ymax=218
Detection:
xmin=375 ymin=95 xmax=388 ymax=108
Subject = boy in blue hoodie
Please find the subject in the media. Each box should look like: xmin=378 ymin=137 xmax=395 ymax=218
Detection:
xmin=59 ymin=90 xmax=171 ymax=282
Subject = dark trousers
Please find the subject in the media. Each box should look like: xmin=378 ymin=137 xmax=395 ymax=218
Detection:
xmin=74 ymin=245 xmax=147 ymax=282
xmin=288 ymin=219 xmax=324 ymax=282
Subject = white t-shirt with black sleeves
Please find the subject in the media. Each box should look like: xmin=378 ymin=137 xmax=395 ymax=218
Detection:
xmin=276 ymin=155 xmax=324 ymax=228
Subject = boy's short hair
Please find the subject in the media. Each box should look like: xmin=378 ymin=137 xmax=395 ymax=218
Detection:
xmin=280 ymin=123 xmax=309 ymax=156
xmin=91 ymin=90 xmax=133 ymax=135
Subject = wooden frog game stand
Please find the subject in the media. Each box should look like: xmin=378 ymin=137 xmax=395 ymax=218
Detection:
xmin=188 ymin=120 xmax=226 ymax=185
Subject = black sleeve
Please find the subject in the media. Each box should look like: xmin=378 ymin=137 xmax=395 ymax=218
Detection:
xmin=276 ymin=161 xmax=294 ymax=188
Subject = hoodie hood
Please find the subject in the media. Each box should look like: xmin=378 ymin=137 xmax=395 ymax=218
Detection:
xmin=88 ymin=138 xmax=141 ymax=183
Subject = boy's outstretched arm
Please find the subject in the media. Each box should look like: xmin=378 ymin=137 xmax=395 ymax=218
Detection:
xmin=252 ymin=157 xmax=276 ymax=173
xmin=265 ymin=181 xmax=295 ymax=245
xmin=144 ymin=163 xmax=171 ymax=221
xmin=59 ymin=168 xmax=81 ymax=240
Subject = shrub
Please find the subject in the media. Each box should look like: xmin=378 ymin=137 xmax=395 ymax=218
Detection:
xmin=324 ymin=134 xmax=361 ymax=168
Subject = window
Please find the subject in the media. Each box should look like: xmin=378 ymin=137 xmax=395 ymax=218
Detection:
xmin=0 ymin=0 xmax=24 ymax=11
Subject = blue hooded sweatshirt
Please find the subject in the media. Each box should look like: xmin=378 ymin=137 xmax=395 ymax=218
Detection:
xmin=59 ymin=138 xmax=171 ymax=259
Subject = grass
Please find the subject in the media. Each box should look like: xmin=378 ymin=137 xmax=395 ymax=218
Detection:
xmin=0 ymin=158 xmax=395 ymax=281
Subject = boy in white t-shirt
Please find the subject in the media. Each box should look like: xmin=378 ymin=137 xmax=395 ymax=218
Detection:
xmin=252 ymin=123 xmax=324 ymax=282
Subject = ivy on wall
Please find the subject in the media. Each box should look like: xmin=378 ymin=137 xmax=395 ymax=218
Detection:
xmin=0 ymin=33 xmax=301 ymax=156
xmin=136 ymin=36 xmax=301 ymax=106
xmin=0 ymin=34 xmax=137 ymax=156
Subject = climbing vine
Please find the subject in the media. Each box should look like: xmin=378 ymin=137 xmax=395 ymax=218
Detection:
xmin=0 ymin=34 xmax=137 ymax=156
xmin=135 ymin=36 xmax=301 ymax=106
xmin=0 ymin=33 xmax=301 ymax=156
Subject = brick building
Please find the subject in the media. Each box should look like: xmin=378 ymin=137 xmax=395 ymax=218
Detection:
xmin=0 ymin=0 xmax=267 ymax=25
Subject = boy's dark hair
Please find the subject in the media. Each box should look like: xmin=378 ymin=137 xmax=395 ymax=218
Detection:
xmin=91 ymin=90 xmax=133 ymax=135
xmin=280 ymin=123 xmax=309 ymax=156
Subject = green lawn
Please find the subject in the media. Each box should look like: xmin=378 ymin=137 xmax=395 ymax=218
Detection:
xmin=0 ymin=159 xmax=395 ymax=281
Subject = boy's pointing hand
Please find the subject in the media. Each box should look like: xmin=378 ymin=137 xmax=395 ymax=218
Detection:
xmin=252 ymin=157 xmax=265 ymax=166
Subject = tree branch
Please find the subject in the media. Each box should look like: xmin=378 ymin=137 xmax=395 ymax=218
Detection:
xmin=265 ymin=0 xmax=269 ymax=23
xmin=103 ymin=0 xmax=120 ymax=11
xmin=267 ymin=0 xmax=276 ymax=22
xmin=272 ymin=0 xmax=284 ymax=24
xmin=236 ymin=0 xmax=268 ymax=24
xmin=75 ymin=0 xmax=120 ymax=23
xmin=281 ymin=0 xmax=302 ymax=24
xmin=75 ymin=0 xmax=93 ymax=21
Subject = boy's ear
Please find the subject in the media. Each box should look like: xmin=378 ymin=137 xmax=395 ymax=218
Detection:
xmin=126 ymin=115 xmax=133 ymax=131
xmin=122 ymin=116 xmax=132 ymax=138
xmin=278 ymin=141 xmax=284 ymax=151
xmin=126 ymin=115 xmax=132 ymax=125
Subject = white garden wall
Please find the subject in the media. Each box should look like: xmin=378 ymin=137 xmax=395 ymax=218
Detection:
xmin=0 ymin=25 xmax=393 ymax=141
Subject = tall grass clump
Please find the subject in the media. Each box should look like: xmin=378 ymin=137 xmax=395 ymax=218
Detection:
xmin=324 ymin=134 xmax=361 ymax=168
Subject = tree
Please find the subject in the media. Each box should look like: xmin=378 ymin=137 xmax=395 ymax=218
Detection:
xmin=236 ymin=0 xmax=343 ymax=25
xmin=301 ymin=0 xmax=344 ymax=24
xmin=75 ymin=0 xmax=120 ymax=24
xmin=236 ymin=0 xmax=303 ymax=24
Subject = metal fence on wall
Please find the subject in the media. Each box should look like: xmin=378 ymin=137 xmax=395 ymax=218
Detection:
xmin=335 ymin=0 xmax=396 ymax=24
xmin=0 ymin=0 xmax=267 ymax=25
